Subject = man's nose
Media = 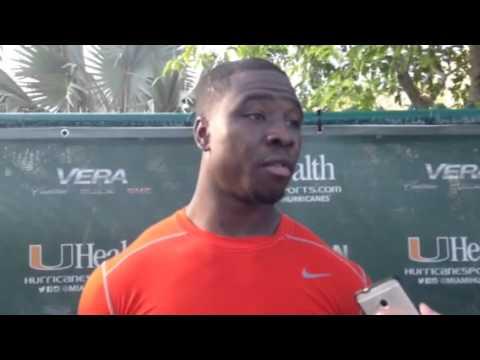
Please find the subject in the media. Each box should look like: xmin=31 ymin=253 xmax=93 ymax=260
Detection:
xmin=265 ymin=120 xmax=295 ymax=148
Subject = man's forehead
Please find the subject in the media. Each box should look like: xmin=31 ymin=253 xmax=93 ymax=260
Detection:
xmin=224 ymin=70 xmax=301 ymax=111
xmin=229 ymin=70 xmax=295 ymax=93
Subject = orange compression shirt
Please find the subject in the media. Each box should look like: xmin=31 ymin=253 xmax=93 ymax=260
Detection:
xmin=78 ymin=208 xmax=370 ymax=315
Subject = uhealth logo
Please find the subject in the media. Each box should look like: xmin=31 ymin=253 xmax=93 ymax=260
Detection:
xmin=408 ymin=236 xmax=480 ymax=263
xmin=292 ymin=155 xmax=335 ymax=182
xmin=29 ymin=241 xmax=128 ymax=271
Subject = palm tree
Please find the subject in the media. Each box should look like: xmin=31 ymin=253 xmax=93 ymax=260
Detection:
xmin=0 ymin=67 xmax=42 ymax=112
xmin=0 ymin=45 xmax=197 ymax=113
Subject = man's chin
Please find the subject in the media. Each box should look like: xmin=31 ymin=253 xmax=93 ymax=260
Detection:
xmin=252 ymin=189 xmax=285 ymax=205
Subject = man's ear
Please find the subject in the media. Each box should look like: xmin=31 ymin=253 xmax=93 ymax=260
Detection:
xmin=193 ymin=116 xmax=210 ymax=151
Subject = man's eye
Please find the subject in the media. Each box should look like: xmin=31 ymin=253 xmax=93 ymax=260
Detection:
xmin=245 ymin=113 xmax=266 ymax=121
xmin=288 ymin=119 xmax=302 ymax=129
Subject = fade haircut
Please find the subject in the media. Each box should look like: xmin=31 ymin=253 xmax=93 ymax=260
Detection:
xmin=194 ymin=58 xmax=288 ymax=116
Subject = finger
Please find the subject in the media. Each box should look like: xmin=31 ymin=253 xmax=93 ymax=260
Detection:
xmin=419 ymin=303 xmax=440 ymax=315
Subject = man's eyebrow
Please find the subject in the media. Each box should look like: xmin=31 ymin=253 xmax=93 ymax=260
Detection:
xmin=238 ymin=93 xmax=303 ymax=114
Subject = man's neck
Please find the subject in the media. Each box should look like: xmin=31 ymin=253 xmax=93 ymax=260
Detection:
xmin=186 ymin=185 xmax=281 ymax=238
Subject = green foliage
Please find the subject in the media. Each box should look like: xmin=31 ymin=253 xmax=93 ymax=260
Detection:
xmin=0 ymin=45 xmax=188 ymax=113
xmin=166 ymin=45 xmax=475 ymax=111
xmin=4 ymin=45 xmax=474 ymax=113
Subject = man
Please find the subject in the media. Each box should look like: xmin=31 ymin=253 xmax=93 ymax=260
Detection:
xmin=78 ymin=58 xmax=435 ymax=315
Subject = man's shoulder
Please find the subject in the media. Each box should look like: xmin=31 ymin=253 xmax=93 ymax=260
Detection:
xmin=102 ymin=209 xmax=187 ymax=274
xmin=280 ymin=213 xmax=337 ymax=258
xmin=134 ymin=210 xmax=187 ymax=247
xmin=281 ymin=212 xmax=369 ymax=286
xmin=281 ymin=213 xmax=327 ymax=245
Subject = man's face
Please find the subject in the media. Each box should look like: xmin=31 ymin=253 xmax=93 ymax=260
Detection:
xmin=203 ymin=69 xmax=303 ymax=205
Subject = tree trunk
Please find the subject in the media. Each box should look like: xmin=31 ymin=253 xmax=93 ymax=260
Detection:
xmin=397 ymin=70 xmax=434 ymax=108
xmin=468 ymin=45 xmax=480 ymax=106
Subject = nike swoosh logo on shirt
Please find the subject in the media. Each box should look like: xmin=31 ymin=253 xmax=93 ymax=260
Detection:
xmin=302 ymin=268 xmax=332 ymax=279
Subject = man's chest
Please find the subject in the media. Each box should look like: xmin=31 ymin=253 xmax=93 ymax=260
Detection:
xmin=119 ymin=251 xmax=344 ymax=314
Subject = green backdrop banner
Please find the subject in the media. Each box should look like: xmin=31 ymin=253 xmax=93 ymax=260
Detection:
xmin=1 ymin=110 xmax=480 ymax=314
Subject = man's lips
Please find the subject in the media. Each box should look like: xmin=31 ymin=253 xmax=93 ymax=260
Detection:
xmin=261 ymin=159 xmax=294 ymax=178
xmin=264 ymin=164 xmax=292 ymax=177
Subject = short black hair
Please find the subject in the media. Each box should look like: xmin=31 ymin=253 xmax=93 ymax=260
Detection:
xmin=194 ymin=58 xmax=288 ymax=116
